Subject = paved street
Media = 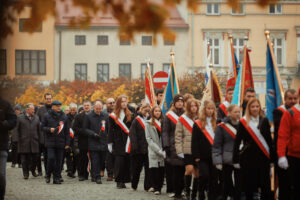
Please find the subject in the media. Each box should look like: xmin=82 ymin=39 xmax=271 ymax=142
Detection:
xmin=5 ymin=164 xmax=170 ymax=200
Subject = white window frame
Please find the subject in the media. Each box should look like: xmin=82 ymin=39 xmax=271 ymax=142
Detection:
xmin=271 ymin=35 xmax=286 ymax=67
xmin=204 ymin=35 xmax=223 ymax=67
xmin=206 ymin=3 xmax=220 ymax=15
xmin=231 ymin=4 xmax=245 ymax=15
xmin=141 ymin=63 xmax=153 ymax=80
xmin=269 ymin=4 xmax=282 ymax=14
xmin=232 ymin=37 xmax=244 ymax=64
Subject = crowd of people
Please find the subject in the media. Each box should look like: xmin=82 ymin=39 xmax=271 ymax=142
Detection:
xmin=0 ymin=86 xmax=299 ymax=200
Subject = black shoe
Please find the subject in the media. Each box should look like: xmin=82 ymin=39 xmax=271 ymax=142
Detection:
xmin=31 ymin=171 xmax=38 ymax=177
xmin=24 ymin=175 xmax=29 ymax=179
xmin=117 ymin=182 xmax=122 ymax=189
xmin=96 ymin=178 xmax=102 ymax=184
xmin=38 ymin=172 xmax=43 ymax=176
xmin=18 ymin=164 xmax=22 ymax=168
xmin=78 ymin=176 xmax=85 ymax=181
xmin=59 ymin=178 xmax=64 ymax=183
xmin=45 ymin=176 xmax=50 ymax=183
xmin=53 ymin=179 xmax=61 ymax=184
xmin=121 ymin=183 xmax=126 ymax=188
xmin=67 ymin=172 xmax=75 ymax=178
xmin=91 ymin=178 xmax=95 ymax=182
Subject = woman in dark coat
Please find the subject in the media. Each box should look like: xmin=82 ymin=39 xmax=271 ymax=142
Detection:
xmin=107 ymin=95 xmax=133 ymax=189
xmin=233 ymin=98 xmax=274 ymax=200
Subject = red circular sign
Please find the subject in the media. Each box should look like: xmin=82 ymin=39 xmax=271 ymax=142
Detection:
xmin=153 ymin=71 xmax=169 ymax=89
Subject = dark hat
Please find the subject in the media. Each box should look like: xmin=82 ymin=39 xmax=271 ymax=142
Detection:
xmin=173 ymin=94 xmax=184 ymax=103
xmin=52 ymin=100 xmax=62 ymax=106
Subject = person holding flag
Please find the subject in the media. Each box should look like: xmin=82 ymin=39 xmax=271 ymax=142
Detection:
xmin=41 ymin=100 xmax=70 ymax=184
xmin=175 ymin=98 xmax=200 ymax=200
xmin=217 ymin=87 xmax=234 ymax=123
xmin=129 ymin=103 xmax=151 ymax=191
xmin=107 ymin=95 xmax=133 ymax=189
xmin=233 ymin=98 xmax=275 ymax=200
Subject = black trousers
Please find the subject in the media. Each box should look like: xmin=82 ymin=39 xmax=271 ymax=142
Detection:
xmin=276 ymin=164 xmax=293 ymax=200
xmin=150 ymin=167 xmax=164 ymax=192
xmin=241 ymin=165 xmax=272 ymax=200
xmin=20 ymin=153 xmax=39 ymax=176
xmin=77 ymin=150 xmax=89 ymax=179
xmin=172 ymin=165 xmax=185 ymax=197
xmin=46 ymin=148 xmax=64 ymax=180
xmin=288 ymin=156 xmax=300 ymax=200
xmin=197 ymin=160 xmax=218 ymax=200
xmin=37 ymin=145 xmax=47 ymax=173
xmin=90 ymin=151 xmax=106 ymax=180
xmin=66 ymin=149 xmax=76 ymax=174
xmin=221 ymin=164 xmax=241 ymax=200
xmin=130 ymin=154 xmax=151 ymax=190
xmin=11 ymin=142 xmax=21 ymax=165
xmin=106 ymin=151 xmax=114 ymax=177
xmin=114 ymin=155 xmax=130 ymax=183
xmin=165 ymin=162 xmax=174 ymax=193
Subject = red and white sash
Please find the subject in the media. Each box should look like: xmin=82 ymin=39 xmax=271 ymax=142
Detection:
xmin=69 ymin=128 xmax=74 ymax=139
xmin=154 ymin=119 xmax=161 ymax=133
xmin=136 ymin=115 xmax=145 ymax=130
xmin=218 ymin=122 xmax=237 ymax=139
xmin=194 ymin=119 xmax=215 ymax=145
xmin=277 ymin=105 xmax=286 ymax=113
xmin=178 ymin=114 xmax=194 ymax=134
xmin=166 ymin=111 xmax=179 ymax=125
xmin=109 ymin=113 xmax=131 ymax=153
xmin=219 ymin=101 xmax=230 ymax=116
xmin=292 ymin=104 xmax=300 ymax=113
xmin=58 ymin=121 xmax=64 ymax=134
xmin=240 ymin=117 xmax=270 ymax=159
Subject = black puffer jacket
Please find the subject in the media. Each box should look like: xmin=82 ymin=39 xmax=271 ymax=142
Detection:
xmin=41 ymin=109 xmax=70 ymax=149
xmin=129 ymin=113 xmax=148 ymax=155
xmin=73 ymin=111 xmax=89 ymax=150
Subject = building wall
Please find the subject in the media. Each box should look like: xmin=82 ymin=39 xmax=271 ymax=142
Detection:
xmin=0 ymin=6 xmax=55 ymax=81
xmin=54 ymin=27 xmax=189 ymax=81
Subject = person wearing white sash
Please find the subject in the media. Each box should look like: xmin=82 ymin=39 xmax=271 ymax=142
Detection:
xmin=145 ymin=106 xmax=165 ymax=195
xmin=233 ymin=98 xmax=274 ymax=200
xmin=192 ymin=100 xmax=218 ymax=200
xmin=129 ymin=103 xmax=151 ymax=191
xmin=107 ymin=95 xmax=133 ymax=189
xmin=212 ymin=104 xmax=241 ymax=200
xmin=175 ymin=98 xmax=200 ymax=200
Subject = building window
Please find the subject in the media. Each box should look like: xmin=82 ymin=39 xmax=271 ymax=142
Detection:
xmin=97 ymin=63 xmax=109 ymax=82
xmin=272 ymin=37 xmax=284 ymax=66
xmin=163 ymin=63 xmax=171 ymax=72
xmin=207 ymin=3 xmax=220 ymax=15
xmin=120 ymin=39 xmax=131 ymax=45
xmin=75 ymin=64 xmax=87 ymax=80
xmin=75 ymin=35 xmax=86 ymax=45
xmin=141 ymin=63 xmax=153 ymax=80
xmin=19 ymin=18 xmax=42 ymax=32
xmin=164 ymin=38 xmax=175 ymax=46
xmin=0 ymin=49 xmax=6 ymax=75
xmin=97 ymin=35 xmax=108 ymax=45
xmin=231 ymin=4 xmax=245 ymax=15
xmin=208 ymin=38 xmax=220 ymax=66
xmin=15 ymin=50 xmax=46 ymax=75
xmin=119 ymin=63 xmax=131 ymax=79
xmin=269 ymin=4 xmax=282 ymax=14
xmin=142 ymin=36 xmax=152 ymax=46
xmin=233 ymin=38 xmax=244 ymax=63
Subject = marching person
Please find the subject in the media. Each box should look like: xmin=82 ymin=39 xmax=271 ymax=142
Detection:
xmin=192 ymin=100 xmax=218 ymax=200
xmin=277 ymin=88 xmax=300 ymax=200
xmin=217 ymin=87 xmax=234 ymax=123
xmin=16 ymin=103 xmax=41 ymax=179
xmin=11 ymin=105 xmax=22 ymax=168
xmin=73 ymin=100 xmax=91 ymax=181
xmin=0 ymin=97 xmax=17 ymax=200
xmin=273 ymin=89 xmax=298 ymax=200
xmin=103 ymin=97 xmax=115 ymax=181
xmin=145 ymin=105 xmax=165 ymax=195
xmin=41 ymin=100 xmax=70 ymax=184
xmin=212 ymin=104 xmax=241 ymax=200
xmin=129 ymin=103 xmax=151 ymax=191
xmin=241 ymin=88 xmax=256 ymax=115
xmin=175 ymin=98 xmax=200 ymax=200
xmin=233 ymin=98 xmax=274 ymax=200
xmin=83 ymin=100 xmax=108 ymax=184
xmin=107 ymin=95 xmax=133 ymax=189
xmin=162 ymin=94 xmax=185 ymax=199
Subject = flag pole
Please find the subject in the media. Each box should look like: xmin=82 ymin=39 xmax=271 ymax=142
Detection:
xmin=240 ymin=36 xmax=248 ymax=106
xmin=229 ymin=35 xmax=237 ymax=81
xmin=264 ymin=31 xmax=285 ymax=104
xmin=146 ymin=60 xmax=157 ymax=106
xmin=170 ymin=51 xmax=180 ymax=94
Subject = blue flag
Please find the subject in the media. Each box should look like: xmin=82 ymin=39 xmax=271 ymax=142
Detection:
xmin=266 ymin=45 xmax=283 ymax=122
xmin=231 ymin=64 xmax=242 ymax=106
xmin=160 ymin=63 xmax=179 ymax=115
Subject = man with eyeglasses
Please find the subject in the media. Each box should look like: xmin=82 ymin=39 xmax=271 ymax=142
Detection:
xmin=103 ymin=98 xmax=115 ymax=181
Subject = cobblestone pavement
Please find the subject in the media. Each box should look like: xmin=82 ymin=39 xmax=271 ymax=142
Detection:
xmin=5 ymin=164 xmax=170 ymax=200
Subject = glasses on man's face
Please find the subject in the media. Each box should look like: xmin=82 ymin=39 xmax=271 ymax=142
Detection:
xmin=108 ymin=102 xmax=115 ymax=105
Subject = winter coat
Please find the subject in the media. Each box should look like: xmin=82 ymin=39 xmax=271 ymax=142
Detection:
xmin=83 ymin=111 xmax=108 ymax=151
xmin=174 ymin=115 xmax=194 ymax=155
xmin=72 ymin=111 xmax=89 ymax=150
xmin=41 ymin=109 xmax=70 ymax=149
xmin=145 ymin=119 xmax=165 ymax=168
xmin=36 ymin=104 xmax=52 ymax=145
xmin=129 ymin=113 xmax=148 ymax=155
xmin=17 ymin=114 xmax=40 ymax=153
xmin=162 ymin=109 xmax=184 ymax=166
xmin=212 ymin=117 xmax=238 ymax=165
xmin=0 ymin=98 xmax=17 ymax=150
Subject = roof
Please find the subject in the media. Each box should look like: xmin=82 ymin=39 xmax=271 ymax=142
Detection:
xmin=55 ymin=0 xmax=188 ymax=28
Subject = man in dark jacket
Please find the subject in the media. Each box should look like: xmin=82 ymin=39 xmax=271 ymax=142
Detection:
xmin=83 ymin=100 xmax=108 ymax=184
xmin=0 ymin=98 xmax=17 ymax=200
xmin=41 ymin=100 xmax=70 ymax=184
xmin=36 ymin=92 xmax=53 ymax=175
xmin=11 ymin=105 xmax=22 ymax=168
xmin=72 ymin=100 xmax=91 ymax=181
xmin=17 ymin=103 xmax=41 ymax=179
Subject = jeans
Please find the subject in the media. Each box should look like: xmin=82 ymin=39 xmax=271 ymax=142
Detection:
xmin=0 ymin=151 xmax=8 ymax=200
xmin=46 ymin=148 xmax=64 ymax=180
